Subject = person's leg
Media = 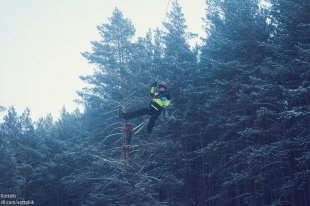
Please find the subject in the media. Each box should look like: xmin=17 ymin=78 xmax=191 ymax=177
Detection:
xmin=123 ymin=107 xmax=150 ymax=120
xmin=147 ymin=111 xmax=161 ymax=134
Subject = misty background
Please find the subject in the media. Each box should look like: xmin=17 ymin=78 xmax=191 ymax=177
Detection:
xmin=0 ymin=0 xmax=205 ymax=121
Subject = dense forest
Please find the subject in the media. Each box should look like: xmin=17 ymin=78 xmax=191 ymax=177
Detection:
xmin=0 ymin=0 xmax=309 ymax=205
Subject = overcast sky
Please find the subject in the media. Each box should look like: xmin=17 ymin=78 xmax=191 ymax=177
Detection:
xmin=0 ymin=0 xmax=206 ymax=121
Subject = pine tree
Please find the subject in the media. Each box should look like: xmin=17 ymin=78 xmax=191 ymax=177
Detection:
xmin=1 ymin=107 xmax=21 ymax=138
xmin=151 ymin=1 xmax=200 ymax=204
xmin=0 ymin=121 xmax=20 ymax=195
xmin=197 ymin=0 xmax=275 ymax=205
xmin=81 ymin=7 xmax=136 ymax=104
xmin=77 ymin=8 xmax=164 ymax=205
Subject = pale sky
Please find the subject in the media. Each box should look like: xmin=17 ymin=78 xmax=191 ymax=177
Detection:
xmin=0 ymin=0 xmax=206 ymax=121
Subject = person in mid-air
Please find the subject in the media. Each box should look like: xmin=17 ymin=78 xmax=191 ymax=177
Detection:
xmin=119 ymin=82 xmax=171 ymax=134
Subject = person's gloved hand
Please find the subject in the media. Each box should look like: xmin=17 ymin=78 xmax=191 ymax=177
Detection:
xmin=166 ymin=94 xmax=171 ymax=100
xmin=152 ymin=81 xmax=157 ymax=87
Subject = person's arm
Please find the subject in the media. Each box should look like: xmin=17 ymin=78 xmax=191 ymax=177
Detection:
xmin=150 ymin=82 xmax=157 ymax=97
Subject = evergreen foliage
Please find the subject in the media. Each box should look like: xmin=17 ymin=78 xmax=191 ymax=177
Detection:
xmin=0 ymin=0 xmax=309 ymax=205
